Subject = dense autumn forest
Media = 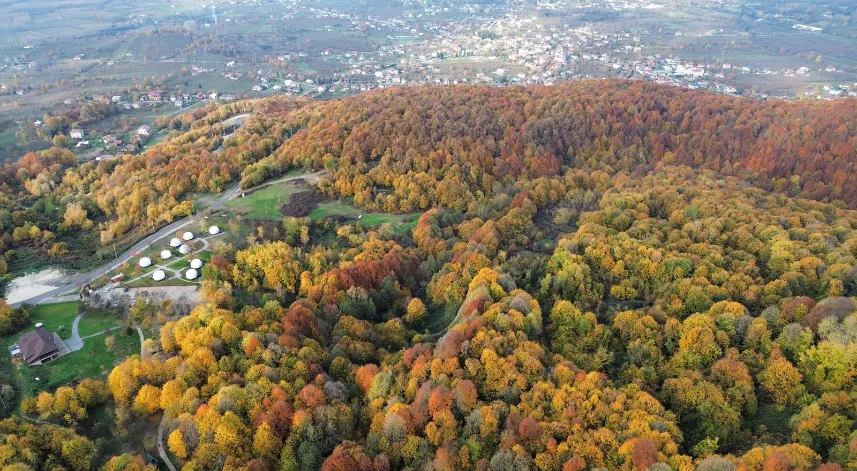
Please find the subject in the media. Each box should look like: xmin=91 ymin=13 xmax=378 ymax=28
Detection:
xmin=1 ymin=81 xmax=856 ymax=279
xmin=3 ymin=80 xmax=857 ymax=471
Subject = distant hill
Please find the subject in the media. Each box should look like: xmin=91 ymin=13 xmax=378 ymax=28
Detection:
xmin=241 ymin=80 xmax=857 ymax=207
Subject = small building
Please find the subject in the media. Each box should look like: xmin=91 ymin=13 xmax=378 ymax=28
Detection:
xmin=70 ymin=129 xmax=84 ymax=139
xmin=182 ymin=231 xmax=194 ymax=241
xmin=190 ymin=259 xmax=203 ymax=269
xmin=179 ymin=244 xmax=191 ymax=255
xmin=152 ymin=270 xmax=166 ymax=281
xmin=209 ymin=225 xmax=220 ymax=235
xmin=160 ymin=250 xmax=172 ymax=260
xmin=137 ymin=125 xmax=151 ymax=136
xmin=139 ymin=257 xmax=152 ymax=268
xmin=185 ymin=269 xmax=198 ymax=280
xmin=169 ymin=238 xmax=181 ymax=247
xmin=17 ymin=325 xmax=60 ymax=365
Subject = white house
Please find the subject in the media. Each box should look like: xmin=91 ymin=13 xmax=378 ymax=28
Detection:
xmin=139 ymin=257 xmax=152 ymax=268
xmin=209 ymin=226 xmax=220 ymax=235
xmin=70 ymin=129 xmax=84 ymax=139
xmin=137 ymin=125 xmax=151 ymax=136
xmin=160 ymin=250 xmax=172 ymax=260
xmin=182 ymin=231 xmax=194 ymax=241
xmin=185 ymin=269 xmax=198 ymax=280
xmin=190 ymin=259 xmax=203 ymax=269
xmin=169 ymin=238 xmax=181 ymax=247
xmin=152 ymin=270 xmax=166 ymax=281
xmin=179 ymin=244 xmax=191 ymax=255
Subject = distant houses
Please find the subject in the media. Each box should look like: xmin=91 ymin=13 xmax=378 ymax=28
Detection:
xmin=70 ymin=129 xmax=84 ymax=139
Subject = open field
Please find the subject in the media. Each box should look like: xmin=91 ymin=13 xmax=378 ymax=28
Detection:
xmin=221 ymin=175 xmax=420 ymax=236
xmin=0 ymin=301 xmax=137 ymax=411
xmin=12 ymin=330 xmax=138 ymax=404
xmin=27 ymin=301 xmax=78 ymax=337
xmin=225 ymin=182 xmax=304 ymax=220
xmin=309 ymin=201 xmax=419 ymax=235
xmin=77 ymin=308 xmax=123 ymax=338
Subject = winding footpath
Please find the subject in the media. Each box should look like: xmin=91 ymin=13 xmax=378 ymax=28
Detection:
xmin=135 ymin=323 xmax=175 ymax=471
xmin=157 ymin=419 xmax=177 ymax=471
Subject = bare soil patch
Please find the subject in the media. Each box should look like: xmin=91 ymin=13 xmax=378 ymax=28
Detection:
xmin=281 ymin=190 xmax=330 ymax=218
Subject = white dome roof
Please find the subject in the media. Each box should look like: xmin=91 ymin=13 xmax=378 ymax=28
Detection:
xmin=185 ymin=268 xmax=198 ymax=280
xmin=179 ymin=244 xmax=191 ymax=254
xmin=152 ymin=270 xmax=166 ymax=281
xmin=169 ymin=237 xmax=181 ymax=247
xmin=139 ymin=257 xmax=152 ymax=267
xmin=209 ymin=225 xmax=220 ymax=235
xmin=160 ymin=250 xmax=172 ymax=259
xmin=190 ymin=259 xmax=203 ymax=269
xmin=182 ymin=231 xmax=194 ymax=241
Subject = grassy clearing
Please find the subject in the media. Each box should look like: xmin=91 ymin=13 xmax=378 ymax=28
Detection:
xmin=15 ymin=330 xmax=138 ymax=401
xmin=225 ymin=182 xmax=303 ymax=220
xmin=78 ymin=308 xmax=123 ymax=338
xmin=0 ymin=323 xmax=138 ymax=411
xmin=309 ymin=201 xmax=419 ymax=235
xmin=28 ymin=302 xmax=79 ymax=338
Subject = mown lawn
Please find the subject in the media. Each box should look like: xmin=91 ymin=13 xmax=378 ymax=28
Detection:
xmin=0 ymin=325 xmax=138 ymax=412
xmin=28 ymin=302 xmax=79 ymax=338
xmin=309 ymin=201 xmax=420 ymax=235
xmin=78 ymin=308 xmax=123 ymax=338
xmin=15 ymin=330 xmax=138 ymax=401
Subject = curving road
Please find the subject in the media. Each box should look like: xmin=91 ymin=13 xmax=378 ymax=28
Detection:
xmin=10 ymin=170 xmax=326 ymax=307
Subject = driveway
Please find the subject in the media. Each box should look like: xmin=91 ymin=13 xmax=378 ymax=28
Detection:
xmin=64 ymin=314 xmax=84 ymax=352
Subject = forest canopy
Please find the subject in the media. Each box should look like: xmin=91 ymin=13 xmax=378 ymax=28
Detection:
xmin=2 ymin=81 xmax=857 ymax=471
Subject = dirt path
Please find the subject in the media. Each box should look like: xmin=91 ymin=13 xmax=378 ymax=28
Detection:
xmin=135 ymin=325 xmax=146 ymax=359
xmin=157 ymin=420 xmax=177 ymax=471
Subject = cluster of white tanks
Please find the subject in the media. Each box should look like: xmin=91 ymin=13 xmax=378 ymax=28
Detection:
xmin=139 ymin=227 xmax=220 ymax=282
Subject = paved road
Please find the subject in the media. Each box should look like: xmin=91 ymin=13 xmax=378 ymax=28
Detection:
xmin=65 ymin=314 xmax=84 ymax=352
xmin=157 ymin=419 xmax=178 ymax=471
xmin=10 ymin=170 xmax=326 ymax=307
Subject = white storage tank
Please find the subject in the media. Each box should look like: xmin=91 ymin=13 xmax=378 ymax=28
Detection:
xmin=139 ymin=257 xmax=152 ymax=268
xmin=209 ymin=225 xmax=220 ymax=235
xmin=182 ymin=231 xmax=194 ymax=241
xmin=169 ymin=237 xmax=181 ymax=247
xmin=190 ymin=259 xmax=203 ymax=269
xmin=160 ymin=250 xmax=172 ymax=260
xmin=152 ymin=270 xmax=166 ymax=281
xmin=179 ymin=244 xmax=191 ymax=255
xmin=185 ymin=268 xmax=198 ymax=280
